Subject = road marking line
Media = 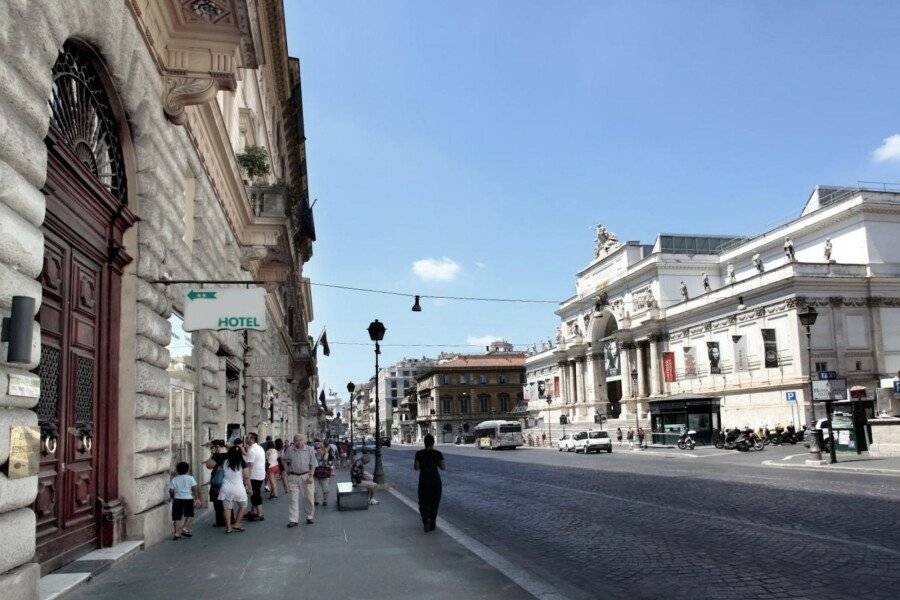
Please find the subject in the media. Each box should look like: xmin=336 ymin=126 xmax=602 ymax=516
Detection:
xmin=388 ymin=487 xmax=572 ymax=600
xmin=762 ymin=459 xmax=900 ymax=477
xmin=782 ymin=453 xmax=808 ymax=461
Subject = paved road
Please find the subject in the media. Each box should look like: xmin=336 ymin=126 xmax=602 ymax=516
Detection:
xmin=383 ymin=444 xmax=900 ymax=600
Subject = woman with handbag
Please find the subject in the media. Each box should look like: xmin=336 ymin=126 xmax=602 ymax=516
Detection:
xmin=313 ymin=442 xmax=333 ymax=506
xmin=204 ymin=440 xmax=227 ymax=527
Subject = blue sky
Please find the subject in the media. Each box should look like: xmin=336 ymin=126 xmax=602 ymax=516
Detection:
xmin=284 ymin=0 xmax=900 ymax=395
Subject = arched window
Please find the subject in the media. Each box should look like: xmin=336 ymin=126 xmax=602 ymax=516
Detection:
xmin=498 ymin=393 xmax=510 ymax=412
xmin=477 ymin=394 xmax=490 ymax=413
xmin=49 ymin=41 xmax=127 ymax=204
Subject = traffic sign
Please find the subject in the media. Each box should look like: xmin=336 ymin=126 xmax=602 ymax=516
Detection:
xmin=184 ymin=287 xmax=267 ymax=332
xmin=817 ymin=371 xmax=837 ymax=380
xmin=785 ymin=391 xmax=797 ymax=403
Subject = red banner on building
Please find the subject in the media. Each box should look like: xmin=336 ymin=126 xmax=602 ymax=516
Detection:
xmin=553 ymin=376 xmax=560 ymax=398
xmin=662 ymin=352 xmax=676 ymax=382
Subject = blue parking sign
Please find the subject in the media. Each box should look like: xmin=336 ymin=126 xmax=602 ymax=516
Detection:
xmin=786 ymin=391 xmax=797 ymax=403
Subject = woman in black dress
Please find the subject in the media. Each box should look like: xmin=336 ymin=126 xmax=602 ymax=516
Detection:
xmin=414 ymin=433 xmax=446 ymax=532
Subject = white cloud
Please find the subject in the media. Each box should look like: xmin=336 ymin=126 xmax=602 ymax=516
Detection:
xmin=475 ymin=261 xmax=487 ymax=269
xmin=872 ymin=134 xmax=900 ymax=162
xmin=412 ymin=257 xmax=461 ymax=282
xmin=467 ymin=335 xmax=502 ymax=346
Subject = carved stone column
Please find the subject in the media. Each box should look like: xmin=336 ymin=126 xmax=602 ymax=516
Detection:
xmin=620 ymin=342 xmax=635 ymax=404
xmin=590 ymin=350 xmax=608 ymax=410
xmin=557 ymin=361 xmax=568 ymax=404
xmin=636 ymin=342 xmax=649 ymax=398
xmin=568 ymin=360 xmax=578 ymax=404
xmin=648 ymin=335 xmax=662 ymax=396
xmin=575 ymin=355 xmax=587 ymax=406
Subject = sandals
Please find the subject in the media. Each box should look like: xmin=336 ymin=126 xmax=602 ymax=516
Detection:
xmin=181 ymin=531 xmax=193 ymax=538
xmin=233 ymin=526 xmax=245 ymax=532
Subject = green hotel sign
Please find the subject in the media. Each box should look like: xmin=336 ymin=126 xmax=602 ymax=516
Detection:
xmin=183 ymin=287 xmax=268 ymax=332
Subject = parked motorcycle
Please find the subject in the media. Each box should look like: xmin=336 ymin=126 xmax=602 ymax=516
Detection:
xmin=718 ymin=428 xmax=742 ymax=450
xmin=677 ymin=430 xmax=696 ymax=450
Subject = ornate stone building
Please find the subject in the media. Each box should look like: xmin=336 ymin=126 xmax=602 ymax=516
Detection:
xmin=415 ymin=345 xmax=526 ymax=443
xmin=527 ymin=186 xmax=900 ymax=441
xmin=0 ymin=1 xmax=319 ymax=595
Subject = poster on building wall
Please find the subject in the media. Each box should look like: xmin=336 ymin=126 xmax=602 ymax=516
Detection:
xmin=706 ymin=342 xmax=721 ymax=374
xmin=683 ymin=346 xmax=697 ymax=376
xmin=603 ymin=339 xmax=621 ymax=377
xmin=537 ymin=380 xmax=547 ymax=399
xmin=553 ymin=376 xmax=560 ymax=398
xmin=761 ymin=328 xmax=779 ymax=368
xmin=662 ymin=352 xmax=676 ymax=382
xmin=732 ymin=335 xmax=749 ymax=371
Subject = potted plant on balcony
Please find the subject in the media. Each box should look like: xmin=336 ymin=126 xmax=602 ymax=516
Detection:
xmin=236 ymin=145 xmax=270 ymax=183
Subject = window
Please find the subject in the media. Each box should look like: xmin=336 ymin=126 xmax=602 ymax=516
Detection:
xmin=441 ymin=396 xmax=452 ymax=414
xmin=499 ymin=373 xmax=509 ymax=384
xmin=391 ymin=399 xmax=398 ymax=408
xmin=441 ymin=374 xmax=451 ymax=385
xmin=478 ymin=394 xmax=489 ymax=413
xmin=479 ymin=374 xmax=488 ymax=385
xmin=391 ymin=389 xmax=397 ymax=398
xmin=390 ymin=380 xmax=397 ymax=388
xmin=390 ymin=371 xmax=396 ymax=377
xmin=815 ymin=361 xmax=828 ymax=373
xmin=459 ymin=374 xmax=468 ymax=384
xmin=403 ymin=370 xmax=410 ymax=376
xmin=459 ymin=396 xmax=470 ymax=414
xmin=499 ymin=393 xmax=510 ymax=412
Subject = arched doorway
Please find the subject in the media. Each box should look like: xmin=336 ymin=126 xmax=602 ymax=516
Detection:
xmin=34 ymin=40 xmax=136 ymax=573
xmin=591 ymin=311 xmax=623 ymax=418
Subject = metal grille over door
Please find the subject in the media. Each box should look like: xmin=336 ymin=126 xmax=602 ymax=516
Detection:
xmin=36 ymin=346 xmax=61 ymax=429
xmin=74 ymin=356 xmax=94 ymax=431
xmin=48 ymin=42 xmax=127 ymax=204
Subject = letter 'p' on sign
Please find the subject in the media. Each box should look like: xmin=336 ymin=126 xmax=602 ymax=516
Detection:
xmin=183 ymin=288 xmax=267 ymax=332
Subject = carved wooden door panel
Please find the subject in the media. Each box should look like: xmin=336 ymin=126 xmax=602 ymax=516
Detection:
xmin=35 ymin=225 xmax=102 ymax=573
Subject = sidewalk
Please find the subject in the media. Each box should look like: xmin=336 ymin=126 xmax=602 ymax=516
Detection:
xmin=62 ymin=473 xmax=529 ymax=600
xmin=762 ymin=450 xmax=900 ymax=475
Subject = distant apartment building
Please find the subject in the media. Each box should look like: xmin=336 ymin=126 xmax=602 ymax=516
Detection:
xmin=415 ymin=343 xmax=526 ymax=443
xmin=378 ymin=357 xmax=436 ymax=436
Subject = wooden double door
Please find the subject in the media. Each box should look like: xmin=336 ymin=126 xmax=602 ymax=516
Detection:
xmin=33 ymin=138 xmax=134 ymax=574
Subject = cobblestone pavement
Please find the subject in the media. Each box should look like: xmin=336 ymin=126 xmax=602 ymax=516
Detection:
xmin=383 ymin=445 xmax=900 ymax=600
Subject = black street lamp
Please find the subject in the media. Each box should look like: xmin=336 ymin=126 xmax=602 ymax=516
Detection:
xmin=347 ymin=381 xmax=355 ymax=446
xmin=797 ymin=305 xmax=827 ymax=462
xmin=367 ymin=319 xmax=386 ymax=484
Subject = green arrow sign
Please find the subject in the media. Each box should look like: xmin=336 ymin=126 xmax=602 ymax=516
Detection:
xmin=187 ymin=290 xmax=217 ymax=300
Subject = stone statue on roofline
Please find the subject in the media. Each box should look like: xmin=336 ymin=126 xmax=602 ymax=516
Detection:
xmin=593 ymin=223 xmax=620 ymax=259
xmin=824 ymin=238 xmax=833 ymax=262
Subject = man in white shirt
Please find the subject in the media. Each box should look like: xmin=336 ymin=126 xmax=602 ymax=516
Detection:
xmin=244 ymin=433 xmax=267 ymax=521
xmin=282 ymin=434 xmax=318 ymax=526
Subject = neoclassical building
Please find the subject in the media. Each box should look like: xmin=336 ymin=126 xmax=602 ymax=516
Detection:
xmin=527 ymin=186 xmax=900 ymax=441
xmin=0 ymin=1 xmax=319 ymax=595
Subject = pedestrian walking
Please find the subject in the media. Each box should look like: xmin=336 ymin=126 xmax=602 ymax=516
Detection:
xmin=283 ymin=434 xmax=318 ymax=526
xmin=243 ymin=433 xmax=266 ymax=521
xmin=168 ymin=461 xmax=200 ymax=540
xmin=219 ymin=445 xmax=250 ymax=534
xmin=266 ymin=441 xmax=281 ymax=499
xmin=274 ymin=438 xmax=289 ymax=495
xmin=541 ymin=432 xmax=547 ymax=447
xmin=414 ymin=434 xmax=446 ymax=533
xmin=350 ymin=454 xmax=379 ymax=505
xmin=637 ymin=426 xmax=645 ymax=449
xmin=313 ymin=441 xmax=333 ymax=506
xmin=616 ymin=427 xmax=623 ymax=445
xmin=338 ymin=440 xmax=350 ymax=469
xmin=627 ymin=427 xmax=634 ymax=448
xmin=204 ymin=439 xmax=227 ymax=527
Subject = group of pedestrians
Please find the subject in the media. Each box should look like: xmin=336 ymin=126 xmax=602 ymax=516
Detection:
xmin=615 ymin=426 xmax=646 ymax=448
xmin=171 ymin=431 xmax=443 ymax=540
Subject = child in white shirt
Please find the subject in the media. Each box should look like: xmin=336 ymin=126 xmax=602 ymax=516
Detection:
xmin=168 ymin=462 xmax=200 ymax=540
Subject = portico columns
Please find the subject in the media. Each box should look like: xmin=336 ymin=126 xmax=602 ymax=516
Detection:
xmin=568 ymin=360 xmax=578 ymax=403
xmin=575 ymin=355 xmax=587 ymax=405
xmin=648 ymin=335 xmax=662 ymax=397
xmin=620 ymin=342 xmax=635 ymax=402
xmin=636 ymin=342 xmax=649 ymax=398
xmin=590 ymin=351 xmax=607 ymax=410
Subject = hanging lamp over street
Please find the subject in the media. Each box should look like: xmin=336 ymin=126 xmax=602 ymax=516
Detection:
xmin=411 ymin=295 xmax=422 ymax=312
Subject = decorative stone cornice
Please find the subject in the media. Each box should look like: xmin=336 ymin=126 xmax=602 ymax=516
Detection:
xmin=162 ymin=76 xmax=222 ymax=125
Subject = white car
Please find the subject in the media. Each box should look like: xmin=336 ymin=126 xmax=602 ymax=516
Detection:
xmin=575 ymin=430 xmax=613 ymax=454
xmin=557 ymin=433 xmax=579 ymax=452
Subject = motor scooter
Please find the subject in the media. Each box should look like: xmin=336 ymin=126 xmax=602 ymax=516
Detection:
xmin=676 ymin=430 xmax=696 ymax=450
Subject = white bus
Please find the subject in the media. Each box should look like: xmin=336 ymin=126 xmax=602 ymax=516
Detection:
xmin=473 ymin=420 xmax=524 ymax=450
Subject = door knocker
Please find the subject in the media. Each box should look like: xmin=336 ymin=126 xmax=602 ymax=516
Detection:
xmin=39 ymin=420 xmax=59 ymax=455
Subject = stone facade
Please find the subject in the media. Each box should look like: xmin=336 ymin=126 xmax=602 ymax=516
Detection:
xmin=0 ymin=1 xmax=318 ymax=596
xmin=529 ymin=186 xmax=900 ymax=434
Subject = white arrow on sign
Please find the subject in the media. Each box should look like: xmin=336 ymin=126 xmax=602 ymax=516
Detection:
xmin=183 ymin=287 xmax=267 ymax=332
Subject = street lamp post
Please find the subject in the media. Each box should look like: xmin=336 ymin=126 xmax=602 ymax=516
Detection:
xmin=631 ymin=367 xmax=642 ymax=450
xmin=798 ymin=305 xmax=824 ymax=463
xmin=367 ymin=319 xmax=386 ymax=484
xmin=347 ymin=382 xmax=355 ymax=446
xmin=546 ymin=397 xmax=552 ymax=447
